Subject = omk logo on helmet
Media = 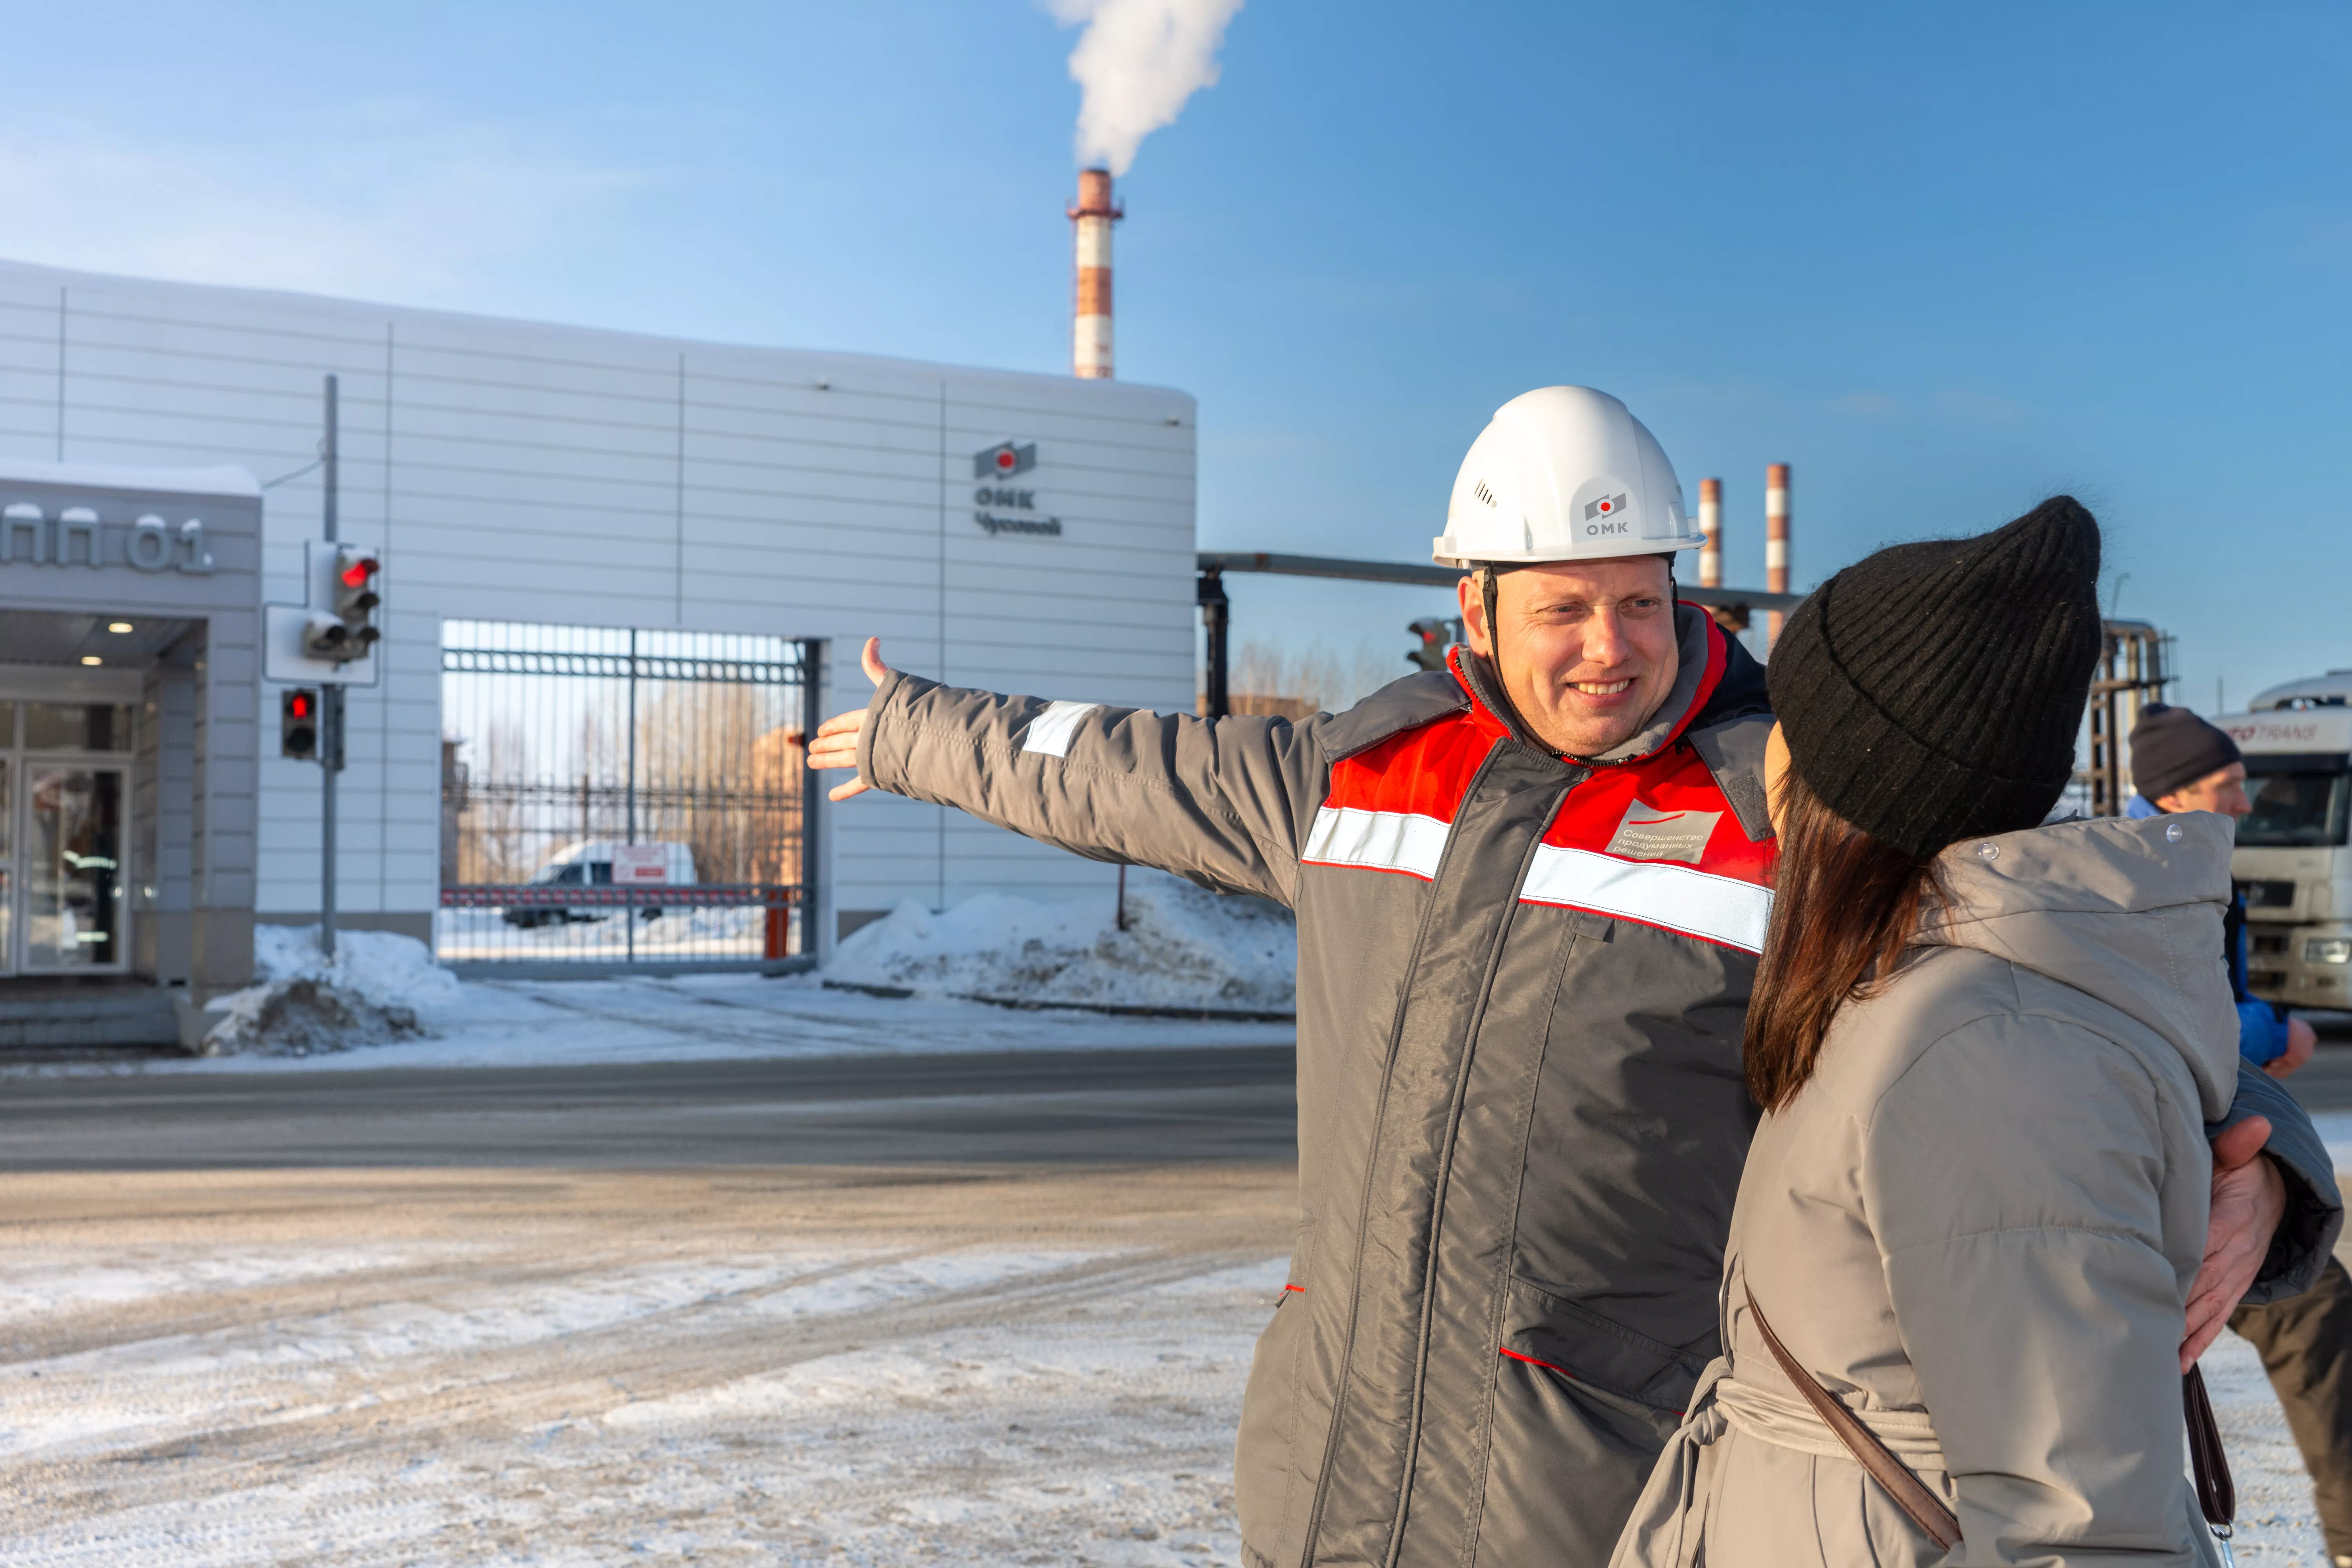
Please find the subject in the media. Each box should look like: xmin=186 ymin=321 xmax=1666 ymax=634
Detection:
xmin=1582 ymin=493 xmax=1630 ymax=535
xmin=971 ymin=442 xmax=1060 ymax=539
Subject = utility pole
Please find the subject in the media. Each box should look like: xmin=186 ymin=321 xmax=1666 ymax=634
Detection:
xmin=320 ymin=374 xmax=341 ymax=960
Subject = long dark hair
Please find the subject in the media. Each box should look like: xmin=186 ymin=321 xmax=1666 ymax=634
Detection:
xmin=1745 ymin=767 xmax=1946 ymax=1112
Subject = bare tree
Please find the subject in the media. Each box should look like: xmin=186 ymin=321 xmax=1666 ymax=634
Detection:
xmin=1216 ymin=638 xmax=1421 ymax=719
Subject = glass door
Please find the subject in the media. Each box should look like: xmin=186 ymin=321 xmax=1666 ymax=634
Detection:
xmin=0 ymin=697 xmax=133 ymax=975
xmin=23 ymin=764 xmax=125 ymax=971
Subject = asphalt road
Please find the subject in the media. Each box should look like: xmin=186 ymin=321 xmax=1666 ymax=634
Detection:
xmin=0 ymin=1045 xmax=1299 ymax=1170
xmin=11 ymin=1033 xmax=2347 ymax=1174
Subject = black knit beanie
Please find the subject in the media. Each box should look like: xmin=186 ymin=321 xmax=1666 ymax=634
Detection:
xmin=1769 ymin=496 xmax=2104 ymax=858
xmin=2128 ymin=704 xmax=2242 ymax=803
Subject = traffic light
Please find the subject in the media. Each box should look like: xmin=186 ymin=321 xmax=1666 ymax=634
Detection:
xmin=302 ymin=546 xmax=381 ymax=663
xmin=1408 ymin=618 xmax=1461 ymax=673
xmin=281 ymin=688 xmax=319 ymax=759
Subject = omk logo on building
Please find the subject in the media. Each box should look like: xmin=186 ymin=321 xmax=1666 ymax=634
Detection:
xmin=971 ymin=442 xmax=1061 ymax=538
xmin=974 ymin=441 xmax=1036 ymax=481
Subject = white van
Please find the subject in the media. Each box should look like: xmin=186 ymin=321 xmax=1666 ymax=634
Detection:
xmin=503 ymin=840 xmax=698 ymax=928
xmin=2220 ymin=681 xmax=2352 ymax=1007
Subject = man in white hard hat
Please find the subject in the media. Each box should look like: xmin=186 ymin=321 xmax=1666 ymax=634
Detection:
xmin=809 ymin=387 xmax=2336 ymax=1564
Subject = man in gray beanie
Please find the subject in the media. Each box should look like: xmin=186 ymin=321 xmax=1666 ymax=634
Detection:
xmin=2131 ymin=701 xmax=2352 ymax=1562
xmin=2128 ymin=704 xmax=2315 ymax=1076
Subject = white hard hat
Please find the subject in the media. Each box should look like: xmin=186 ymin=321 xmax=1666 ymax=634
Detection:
xmin=1432 ymin=386 xmax=1701 ymax=569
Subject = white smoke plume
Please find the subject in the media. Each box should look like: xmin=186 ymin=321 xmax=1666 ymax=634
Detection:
xmin=1052 ymin=0 xmax=1245 ymax=176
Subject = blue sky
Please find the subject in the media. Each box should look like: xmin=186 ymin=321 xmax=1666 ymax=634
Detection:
xmin=8 ymin=2 xmax=2349 ymax=711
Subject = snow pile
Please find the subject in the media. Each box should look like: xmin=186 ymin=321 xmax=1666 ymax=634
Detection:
xmin=824 ymin=869 xmax=1296 ymax=1016
xmin=202 ymin=926 xmax=461 ymax=1056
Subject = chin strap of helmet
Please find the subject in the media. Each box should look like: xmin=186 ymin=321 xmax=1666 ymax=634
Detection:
xmin=1473 ymin=562 xmax=1551 ymax=755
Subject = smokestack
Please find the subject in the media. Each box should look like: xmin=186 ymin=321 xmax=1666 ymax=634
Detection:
xmin=1765 ymin=463 xmax=1791 ymax=647
xmin=1069 ymin=167 xmax=1123 ymax=379
xmin=1697 ymin=477 xmax=1722 ymax=589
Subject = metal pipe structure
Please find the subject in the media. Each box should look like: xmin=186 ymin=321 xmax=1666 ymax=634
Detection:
xmin=1197 ymin=566 xmax=1231 ymax=719
xmin=1697 ymin=477 xmax=1723 ymax=589
xmin=1765 ymin=463 xmax=1791 ymax=648
xmin=1069 ymin=169 xmax=1123 ymax=379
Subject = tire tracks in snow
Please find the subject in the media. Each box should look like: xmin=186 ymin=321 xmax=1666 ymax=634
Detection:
xmin=0 ymin=1243 xmax=1270 ymax=1539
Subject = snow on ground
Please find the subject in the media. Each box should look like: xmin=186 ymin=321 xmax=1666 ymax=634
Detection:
xmin=0 ymin=1218 xmax=2336 ymax=1563
xmin=0 ymin=1167 xmax=1291 ymax=1566
xmin=98 ymin=893 xmax=1297 ymax=1075
xmin=825 ymin=869 xmax=1296 ymax=1015
xmin=2209 ymin=1327 xmax=2336 ymax=1562
xmin=198 ymin=926 xmax=466 ymax=1056
xmin=4 ymin=966 xmax=1292 ymax=1081
xmin=154 ymin=971 xmax=1289 ymax=1075
xmin=250 ymin=923 xmax=466 ymax=1013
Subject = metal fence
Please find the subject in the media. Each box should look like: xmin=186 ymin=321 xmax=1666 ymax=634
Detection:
xmin=437 ymin=621 xmax=820 ymax=976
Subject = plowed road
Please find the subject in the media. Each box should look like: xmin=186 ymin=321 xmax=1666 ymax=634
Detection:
xmin=0 ymin=1044 xmax=1299 ymax=1169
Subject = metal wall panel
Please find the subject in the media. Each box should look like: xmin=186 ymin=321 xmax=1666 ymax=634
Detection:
xmin=0 ymin=259 xmax=1197 ymax=930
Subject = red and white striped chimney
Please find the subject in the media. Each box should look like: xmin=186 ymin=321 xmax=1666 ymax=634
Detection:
xmin=1697 ymin=477 xmax=1723 ymax=589
xmin=1765 ymin=463 xmax=1791 ymax=647
xmin=1069 ymin=168 xmax=1123 ymax=379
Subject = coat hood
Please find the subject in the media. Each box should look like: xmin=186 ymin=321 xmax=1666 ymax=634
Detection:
xmin=1913 ymin=812 xmax=2239 ymax=1118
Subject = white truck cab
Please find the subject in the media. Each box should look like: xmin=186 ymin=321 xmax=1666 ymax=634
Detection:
xmin=2220 ymin=677 xmax=2352 ymax=1007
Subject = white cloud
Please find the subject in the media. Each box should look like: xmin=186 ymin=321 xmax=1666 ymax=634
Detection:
xmin=0 ymin=120 xmax=638 ymax=302
xmin=1052 ymin=0 xmax=1245 ymax=176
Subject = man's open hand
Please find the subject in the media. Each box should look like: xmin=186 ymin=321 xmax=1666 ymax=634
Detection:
xmin=806 ymin=637 xmax=894 ymax=802
xmin=2184 ymin=1114 xmax=2287 ymax=1370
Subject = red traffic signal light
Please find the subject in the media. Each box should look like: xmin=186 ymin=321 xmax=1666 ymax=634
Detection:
xmin=316 ymin=544 xmax=382 ymax=662
xmin=1406 ymin=618 xmax=1460 ymax=673
xmin=281 ymin=687 xmax=319 ymax=759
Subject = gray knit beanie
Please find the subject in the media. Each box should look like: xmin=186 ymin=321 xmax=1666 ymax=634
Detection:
xmin=1768 ymin=497 xmax=2104 ymax=858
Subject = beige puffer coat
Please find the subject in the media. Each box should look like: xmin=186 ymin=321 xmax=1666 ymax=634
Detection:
xmin=1613 ymin=813 xmax=2242 ymax=1568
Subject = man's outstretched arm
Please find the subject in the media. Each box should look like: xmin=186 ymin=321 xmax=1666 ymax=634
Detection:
xmin=808 ymin=638 xmax=1326 ymax=905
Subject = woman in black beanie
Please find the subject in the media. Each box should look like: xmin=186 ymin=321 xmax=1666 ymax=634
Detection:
xmin=1613 ymin=500 xmax=2263 ymax=1564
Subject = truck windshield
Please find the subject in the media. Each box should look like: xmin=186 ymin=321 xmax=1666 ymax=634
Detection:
xmin=2238 ymin=770 xmax=2352 ymax=848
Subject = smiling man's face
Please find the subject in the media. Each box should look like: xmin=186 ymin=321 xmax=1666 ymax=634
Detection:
xmin=1457 ymin=555 xmax=1681 ymax=757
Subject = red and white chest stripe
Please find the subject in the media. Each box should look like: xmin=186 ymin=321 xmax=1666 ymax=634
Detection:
xmin=1301 ymin=713 xmax=1777 ymax=953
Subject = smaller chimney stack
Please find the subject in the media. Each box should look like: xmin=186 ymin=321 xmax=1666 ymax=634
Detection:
xmin=1765 ymin=463 xmax=1791 ymax=647
xmin=1697 ymin=477 xmax=1723 ymax=588
xmin=1069 ymin=168 xmax=1123 ymax=379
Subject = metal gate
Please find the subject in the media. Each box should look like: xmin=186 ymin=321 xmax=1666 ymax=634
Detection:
xmin=437 ymin=621 xmax=820 ymax=976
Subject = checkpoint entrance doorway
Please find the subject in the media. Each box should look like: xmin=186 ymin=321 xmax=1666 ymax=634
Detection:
xmin=0 ymin=690 xmax=134 ymax=977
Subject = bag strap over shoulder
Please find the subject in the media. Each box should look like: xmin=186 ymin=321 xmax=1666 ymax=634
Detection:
xmin=1746 ymin=1285 xmax=2241 ymax=1559
xmin=1744 ymin=1286 xmax=1962 ymax=1550
xmin=2185 ymin=1365 xmax=2236 ymax=1539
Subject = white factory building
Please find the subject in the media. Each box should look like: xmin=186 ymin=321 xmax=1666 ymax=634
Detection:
xmin=0 ymin=258 xmax=1197 ymax=1022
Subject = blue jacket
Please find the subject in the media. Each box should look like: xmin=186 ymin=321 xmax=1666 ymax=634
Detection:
xmin=2129 ymin=794 xmax=2289 ymax=1066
